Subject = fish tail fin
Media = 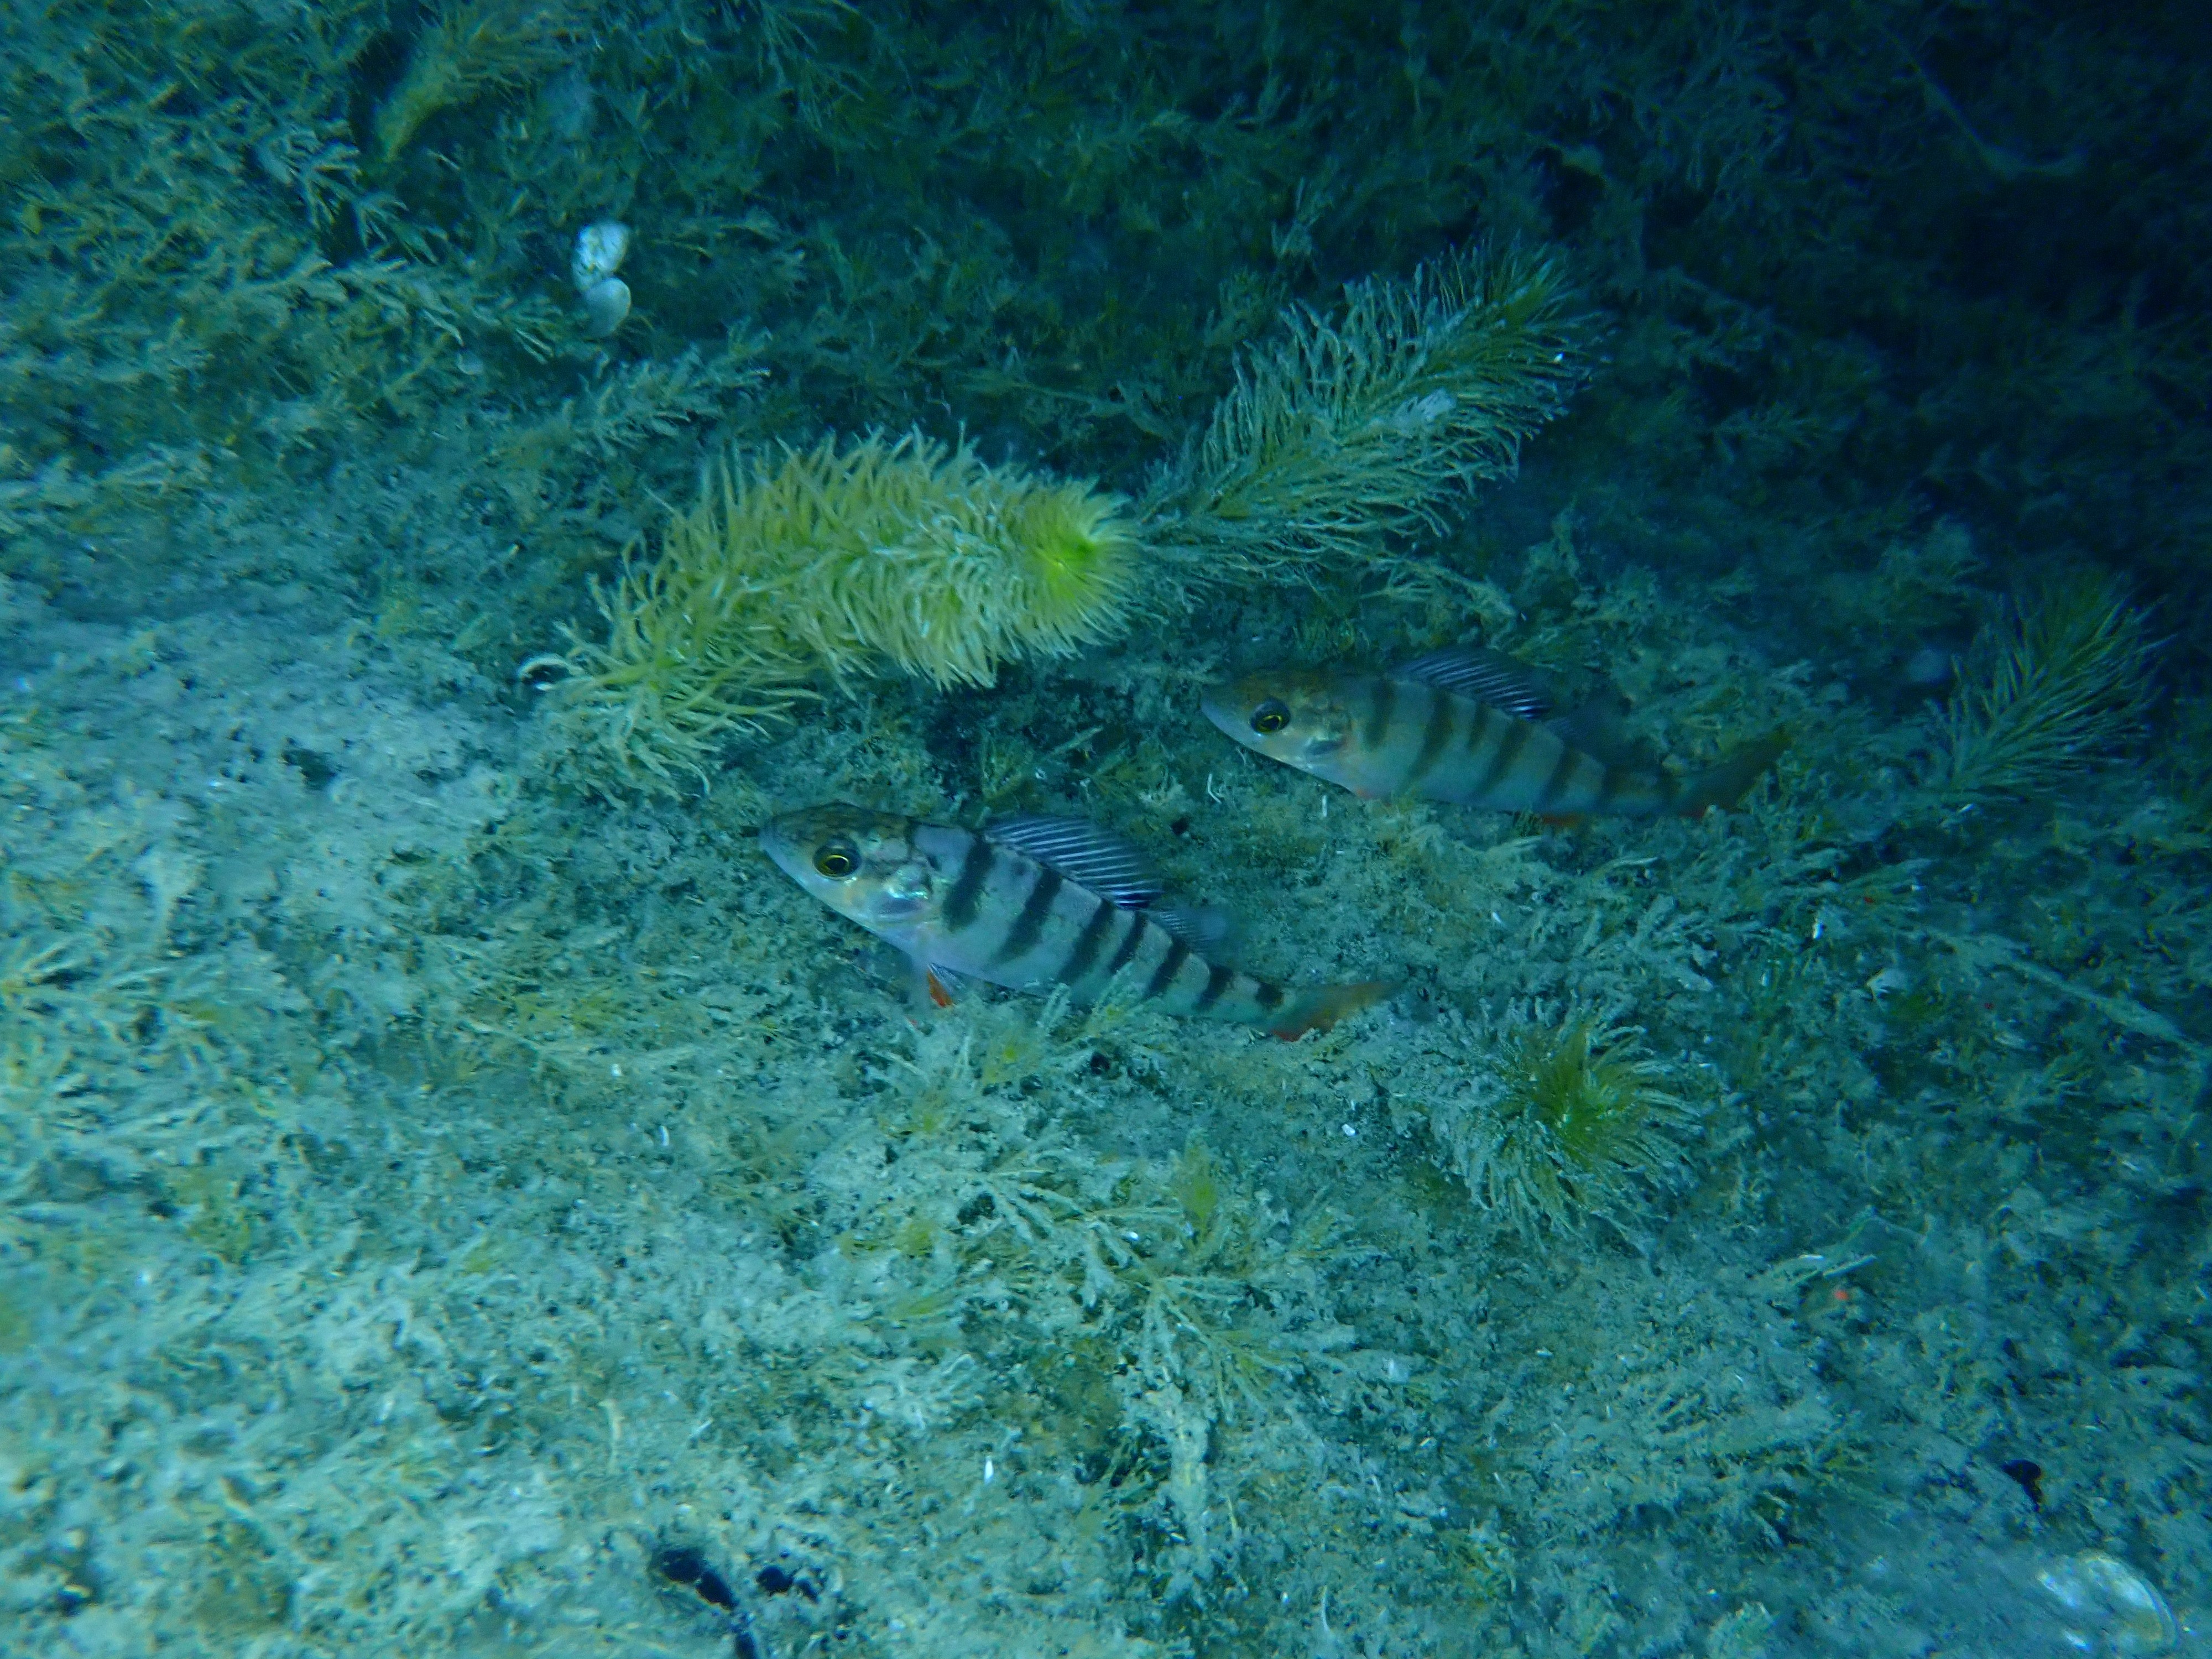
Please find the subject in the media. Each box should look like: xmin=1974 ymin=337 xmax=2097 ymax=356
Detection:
xmin=1266 ymin=979 xmax=1398 ymax=1041
xmin=1681 ymin=728 xmax=1789 ymax=814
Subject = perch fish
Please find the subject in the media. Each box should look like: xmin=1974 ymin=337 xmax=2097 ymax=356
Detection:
xmin=761 ymin=804 xmax=1393 ymax=1040
xmin=1202 ymin=646 xmax=1785 ymax=817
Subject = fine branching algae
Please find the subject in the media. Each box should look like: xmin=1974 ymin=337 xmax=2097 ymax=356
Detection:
xmin=1140 ymin=242 xmax=1592 ymax=585
xmin=373 ymin=1 xmax=586 ymax=167
xmin=5 ymin=1 xmax=2211 ymax=1654
xmin=1430 ymin=1016 xmax=1698 ymax=1234
xmin=532 ymin=431 xmax=1138 ymax=789
xmin=529 ymin=241 xmax=1591 ymax=791
xmin=1919 ymin=575 xmax=2156 ymax=811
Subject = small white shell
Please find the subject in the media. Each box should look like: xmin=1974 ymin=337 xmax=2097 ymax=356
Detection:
xmin=581 ymin=276 xmax=632 ymax=338
xmin=571 ymin=220 xmax=632 ymax=293
xmin=2038 ymin=1552 xmax=2178 ymax=1656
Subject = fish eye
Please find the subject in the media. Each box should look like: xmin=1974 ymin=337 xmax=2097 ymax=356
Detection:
xmin=813 ymin=838 xmax=860 ymax=878
xmin=1250 ymin=699 xmax=1291 ymax=735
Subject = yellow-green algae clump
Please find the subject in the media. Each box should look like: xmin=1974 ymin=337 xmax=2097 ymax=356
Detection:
xmin=536 ymin=430 xmax=1137 ymax=790
xmin=1446 ymin=1020 xmax=1698 ymax=1234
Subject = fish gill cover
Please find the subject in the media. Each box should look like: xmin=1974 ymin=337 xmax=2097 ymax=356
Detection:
xmin=1 ymin=3 xmax=2207 ymax=1658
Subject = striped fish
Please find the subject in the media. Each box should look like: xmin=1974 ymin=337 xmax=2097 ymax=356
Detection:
xmin=1201 ymin=647 xmax=1785 ymax=816
xmin=760 ymin=804 xmax=1392 ymax=1040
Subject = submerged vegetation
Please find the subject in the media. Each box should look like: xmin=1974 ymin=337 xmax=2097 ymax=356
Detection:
xmin=372 ymin=0 xmax=585 ymax=167
xmin=1139 ymin=243 xmax=1592 ymax=585
xmin=2 ymin=0 xmax=2209 ymax=1655
xmin=1432 ymin=1018 xmax=1697 ymax=1233
xmin=536 ymin=241 xmax=1590 ymax=791
xmin=1919 ymin=576 xmax=2158 ymax=811
xmin=532 ymin=432 xmax=1139 ymax=788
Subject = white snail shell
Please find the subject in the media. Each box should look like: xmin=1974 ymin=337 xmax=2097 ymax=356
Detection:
xmin=2037 ymin=1553 xmax=2177 ymax=1655
xmin=581 ymin=276 xmax=632 ymax=337
xmin=571 ymin=219 xmax=632 ymax=292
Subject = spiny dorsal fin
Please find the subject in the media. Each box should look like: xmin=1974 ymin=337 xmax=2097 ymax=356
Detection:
xmin=1392 ymin=646 xmax=1554 ymax=721
xmin=984 ymin=814 xmax=1165 ymax=909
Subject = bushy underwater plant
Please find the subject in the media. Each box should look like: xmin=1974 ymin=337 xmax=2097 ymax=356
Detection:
xmin=372 ymin=0 xmax=585 ymax=168
xmin=1435 ymin=1018 xmax=1698 ymax=1234
xmin=1918 ymin=573 xmax=2156 ymax=812
xmin=1139 ymin=241 xmax=1592 ymax=584
xmin=528 ymin=242 xmax=1593 ymax=792
xmin=530 ymin=430 xmax=1138 ymax=789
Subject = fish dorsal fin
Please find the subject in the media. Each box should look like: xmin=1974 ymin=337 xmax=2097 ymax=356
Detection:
xmin=983 ymin=814 xmax=1165 ymax=909
xmin=1392 ymin=646 xmax=1554 ymax=721
xmin=1149 ymin=904 xmax=1238 ymax=958
xmin=1543 ymin=693 xmax=1650 ymax=771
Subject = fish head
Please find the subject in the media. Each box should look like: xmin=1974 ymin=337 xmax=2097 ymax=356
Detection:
xmin=760 ymin=803 xmax=939 ymax=933
xmin=1201 ymin=671 xmax=1353 ymax=771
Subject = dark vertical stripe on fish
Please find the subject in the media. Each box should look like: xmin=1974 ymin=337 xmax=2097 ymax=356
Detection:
xmin=1471 ymin=710 xmax=1532 ymax=798
xmin=1057 ymin=895 xmax=1120 ymax=985
xmin=944 ymin=836 xmax=995 ymax=931
xmin=1145 ymin=939 xmax=1191 ymax=1000
xmin=1404 ymin=690 xmax=1458 ymax=789
xmin=1105 ymin=910 xmax=1149 ymax=977
xmin=1590 ymin=765 xmax=1623 ymax=812
xmin=1364 ymin=678 xmax=1397 ymax=751
xmin=993 ymin=865 xmax=1063 ymax=964
xmin=1254 ymin=981 xmax=1286 ymax=1011
xmin=1533 ymin=746 xmax=1580 ymax=812
xmin=1193 ymin=962 xmax=1234 ymax=1013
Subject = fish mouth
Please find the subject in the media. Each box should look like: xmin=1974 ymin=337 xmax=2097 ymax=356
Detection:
xmin=757 ymin=816 xmax=806 ymax=881
xmin=1197 ymin=682 xmax=1245 ymax=738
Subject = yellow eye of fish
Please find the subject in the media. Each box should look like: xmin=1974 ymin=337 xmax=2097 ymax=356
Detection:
xmin=813 ymin=839 xmax=860 ymax=878
xmin=1250 ymin=700 xmax=1290 ymax=735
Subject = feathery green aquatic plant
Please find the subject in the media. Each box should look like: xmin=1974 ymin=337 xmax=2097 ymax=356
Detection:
xmin=1139 ymin=243 xmax=1591 ymax=584
xmin=1921 ymin=575 xmax=2155 ymax=810
xmin=1443 ymin=1020 xmax=1695 ymax=1234
xmin=528 ymin=241 xmax=1584 ymax=791
xmin=373 ymin=1 xmax=585 ymax=166
xmin=532 ymin=430 xmax=1138 ymax=790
